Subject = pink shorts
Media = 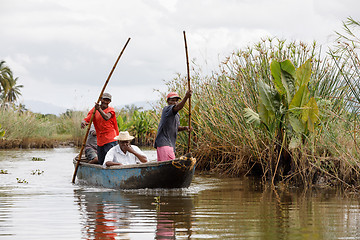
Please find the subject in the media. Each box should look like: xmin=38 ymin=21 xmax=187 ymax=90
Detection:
xmin=157 ymin=146 xmax=175 ymax=162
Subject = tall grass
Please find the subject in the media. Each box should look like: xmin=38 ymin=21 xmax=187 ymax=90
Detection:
xmin=0 ymin=108 xmax=87 ymax=148
xmin=0 ymin=107 xmax=57 ymax=148
xmin=55 ymin=110 xmax=87 ymax=145
xmin=164 ymin=37 xmax=360 ymax=190
xmin=0 ymin=106 xmax=157 ymax=148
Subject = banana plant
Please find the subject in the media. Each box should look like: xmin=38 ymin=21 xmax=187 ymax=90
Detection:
xmin=244 ymin=58 xmax=319 ymax=149
xmin=131 ymin=110 xmax=156 ymax=145
xmin=117 ymin=114 xmax=133 ymax=131
xmin=117 ymin=110 xmax=157 ymax=146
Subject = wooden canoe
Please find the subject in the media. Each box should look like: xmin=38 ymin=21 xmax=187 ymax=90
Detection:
xmin=73 ymin=153 xmax=196 ymax=189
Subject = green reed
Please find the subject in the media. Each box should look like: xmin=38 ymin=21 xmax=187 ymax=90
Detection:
xmin=55 ymin=110 xmax=86 ymax=145
xmin=164 ymin=37 xmax=360 ymax=190
xmin=0 ymin=107 xmax=57 ymax=147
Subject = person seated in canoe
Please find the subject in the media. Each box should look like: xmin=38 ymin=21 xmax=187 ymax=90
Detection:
xmin=154 ymin=90 xmax=192 ymax=162
xmin=103 ymin=131 xmax=148 ymax=167
xmin=85 ymin=124 xmax=98 ymax=164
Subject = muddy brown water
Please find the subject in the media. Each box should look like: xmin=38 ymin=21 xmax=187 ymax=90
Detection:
xmin=0 ymin=148 xmax=359 ymax=239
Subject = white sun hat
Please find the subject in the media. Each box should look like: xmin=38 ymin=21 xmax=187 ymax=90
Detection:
xmin=114 ymin=131 xmax=135 ymax=141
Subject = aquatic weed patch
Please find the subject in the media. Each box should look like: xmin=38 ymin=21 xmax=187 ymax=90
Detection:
xmin=16 ymin=178 xmax=28 ymax=184
xmin=31 ymin=169 xmax=44 ymax=175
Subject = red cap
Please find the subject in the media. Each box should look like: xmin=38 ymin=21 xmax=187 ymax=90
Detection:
xmin=166 ymin=92 xmax=181 ymax=100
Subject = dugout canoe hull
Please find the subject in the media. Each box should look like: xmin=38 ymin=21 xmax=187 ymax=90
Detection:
xmin=73 ymin=153 xmax=196 ymax=189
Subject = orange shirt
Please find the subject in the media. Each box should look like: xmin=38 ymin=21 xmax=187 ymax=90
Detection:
xmin=84 ymin=107 xmax=119 ymax=147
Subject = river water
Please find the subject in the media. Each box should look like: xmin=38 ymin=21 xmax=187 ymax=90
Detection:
xmin=0 ymin=148 xmax=359 ymax=239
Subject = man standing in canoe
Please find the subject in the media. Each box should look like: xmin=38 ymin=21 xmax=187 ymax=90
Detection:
xmin=154 ymin=90 xmax=192 ymax=162
xmin=81 ymin=92 xmax=119 ymax=165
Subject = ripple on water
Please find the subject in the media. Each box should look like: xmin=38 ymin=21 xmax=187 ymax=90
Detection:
xmin=1 ymin=148 xmax=360 ymax=239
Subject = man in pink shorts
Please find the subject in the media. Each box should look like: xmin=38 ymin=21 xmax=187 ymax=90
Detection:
xmin=154 ymin=90 xmax=192 ymax=161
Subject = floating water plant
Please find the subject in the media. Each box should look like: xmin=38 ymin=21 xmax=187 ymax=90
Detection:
xmin=152 ymin=196 xmax=166 ymax=206
xmin=31 ymin=157 xmax=45 ymax=161
xmin=16 ymin=178 xmax=28 ymax=184
xmin=153 ymin=196 xmax=161 ymax=204
xmin=0 ymin=169 xmax=8 ymax=174
xmin=31 ymin=169 xmax=44 ymax=175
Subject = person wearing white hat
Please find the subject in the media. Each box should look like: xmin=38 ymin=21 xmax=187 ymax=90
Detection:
xmin=103 ymin=131 xmax=148 ymax=167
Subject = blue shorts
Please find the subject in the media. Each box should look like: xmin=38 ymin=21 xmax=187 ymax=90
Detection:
xmin=97 ymin=141 xmax=117 ymax=165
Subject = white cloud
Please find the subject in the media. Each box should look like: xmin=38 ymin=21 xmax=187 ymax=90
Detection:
xmin=1 ymin=0 xmax=359 ymax=114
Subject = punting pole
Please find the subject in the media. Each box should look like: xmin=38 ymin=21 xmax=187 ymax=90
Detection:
xmin=72 ymin=37 xmax=131 ymax=183
xmin=183 ymin=31 xmax=192 ymax=153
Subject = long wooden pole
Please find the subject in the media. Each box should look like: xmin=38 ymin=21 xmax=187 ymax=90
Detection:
xmin=183 ymin=31 xmax=191 ymax=153
xmin=72 ymin=37 xmax=131 ymax=183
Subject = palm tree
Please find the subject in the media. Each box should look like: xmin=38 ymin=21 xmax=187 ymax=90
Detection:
xmin=3 ymin=73 xmax=23 ymax=103
xmin=0 ymin=61 xmax=23 ymax=104
xmin=16 ymin=103 xmax=28 ymax=113
xmin=0 ymin=60 xmax=11 ymax=95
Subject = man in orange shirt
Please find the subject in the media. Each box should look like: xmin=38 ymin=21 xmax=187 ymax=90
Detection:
xmin=81 ymin=92 xmax=119 ymax=165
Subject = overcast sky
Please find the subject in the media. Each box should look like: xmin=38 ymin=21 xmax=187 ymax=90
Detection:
xmin=2 ymin=0 xmax=359 ymax=114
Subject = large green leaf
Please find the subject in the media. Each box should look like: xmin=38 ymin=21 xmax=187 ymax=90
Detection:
xmin=288 ymin=85 xmax=310 ymax=134
xmin=289 ymin=114 xmax=305 ymax=134
xmin=296 ymin=59 xmax=312 ymax=87
xmin=302 ymin=97 xmax=319 ymax=132
xmin=258 ymin=79 xmax=277 ymax=113
xmin=289 ymin=85 xmax=310 ymax=111
xmin=270 ymin=60 xmax=296 ymax=104
xmin=258 ymin=102 xmax=274 ymax=132
xmin=270 ymin=60 xmax=286 ymax=95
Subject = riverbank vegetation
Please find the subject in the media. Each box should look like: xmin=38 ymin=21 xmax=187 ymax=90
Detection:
xmin=0 ymin=106 xmax=158 ymax=149
xmin=171 ymin=17 xmax=360 ymax=191
xmin=1 ymin=17 xmax=360 ymax=190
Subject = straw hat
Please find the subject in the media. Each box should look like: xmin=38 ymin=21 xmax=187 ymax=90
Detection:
xmin=114 ymin=131 xmax=135 ymax=141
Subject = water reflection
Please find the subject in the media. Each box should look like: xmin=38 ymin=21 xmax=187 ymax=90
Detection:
xmin=74 ymin=189 xmax=194 ymax=239
xmin=1 ymin=148 xmax=360 ymax=239
xmin=154 ymin=195 xmax=193 ymax=240
xmin=189 ymin=176 xmax=360 ymax=239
